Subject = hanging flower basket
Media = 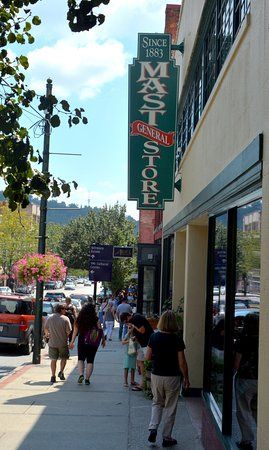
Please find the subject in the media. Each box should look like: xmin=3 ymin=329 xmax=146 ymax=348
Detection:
xmin=12 ymin=253 xmax=67 ymax=285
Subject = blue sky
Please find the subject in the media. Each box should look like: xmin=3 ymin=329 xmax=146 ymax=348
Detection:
xmin=16 ymin=0 xmax=180 ymax=219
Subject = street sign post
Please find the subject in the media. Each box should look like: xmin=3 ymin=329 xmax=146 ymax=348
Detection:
xmin=113 ymin=246 xmax=133 ymax=258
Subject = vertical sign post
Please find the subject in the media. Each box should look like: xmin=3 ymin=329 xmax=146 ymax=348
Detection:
xmin=128 ymin=33 xmax=179 ymax=210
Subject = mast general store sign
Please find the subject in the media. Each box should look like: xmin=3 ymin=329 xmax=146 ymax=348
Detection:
xmin=128 ymin=33 xmax=179 ymax=209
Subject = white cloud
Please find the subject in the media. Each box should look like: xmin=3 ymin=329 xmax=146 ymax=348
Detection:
xmin=25 ymin=0 xmax=180 ymax=99
xmin=58 ymin=185 xmax=139 ymax=220
xmin=27 ymin=36 xmax=128 ymax=99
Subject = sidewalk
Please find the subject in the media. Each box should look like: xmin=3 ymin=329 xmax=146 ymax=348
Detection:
xmin=0 ymin=328 xmax=204 ymax=450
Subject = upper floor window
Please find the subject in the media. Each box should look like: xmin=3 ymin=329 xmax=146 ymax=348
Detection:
xmin=176 ymin=0 xmax=250 ymax=168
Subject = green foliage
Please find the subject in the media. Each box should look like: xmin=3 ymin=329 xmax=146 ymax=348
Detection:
xmin=0 ymin=1 xmax=88 ymax=211
xmin=0 ymin=203 xmax=38 ymax=274
xmin=236 ymin=230 xmax=261 ymax=295
xmin=67 ymin=0 xmax=110 ymax=32
xmin=58 ymin=203 xmax=137 ymax=291
xmin=46 ymin=223 xmax=66 ymax=254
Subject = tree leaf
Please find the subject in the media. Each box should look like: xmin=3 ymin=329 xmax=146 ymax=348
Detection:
xmin=50 ymin=114 xmax=61 ymax=128
xmin=72 ymin=116 xmax=79 ymax=125
xmin=32 ymin=16 xmax=41 ymax=26
xmin=60 ymin=100 xmax=70 ymax=112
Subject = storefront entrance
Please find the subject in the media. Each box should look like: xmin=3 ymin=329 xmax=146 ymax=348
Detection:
xmin=204 ymin=197 xmax=261 ymax=447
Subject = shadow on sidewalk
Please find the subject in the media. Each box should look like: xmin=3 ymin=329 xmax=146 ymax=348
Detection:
xmin=2 ymin=342 xmax=130 ymax=450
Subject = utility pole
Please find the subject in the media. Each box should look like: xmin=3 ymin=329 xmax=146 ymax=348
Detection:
xmin=32 ymin=79 xmax=52 ymax=364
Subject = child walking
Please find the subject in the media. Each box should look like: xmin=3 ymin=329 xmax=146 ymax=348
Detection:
xmin=122 ymin=325 xmax=138 ymax=387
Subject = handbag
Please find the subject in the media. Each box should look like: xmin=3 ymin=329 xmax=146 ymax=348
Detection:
xmin=128 ymin=337 xmax=137 ymax=356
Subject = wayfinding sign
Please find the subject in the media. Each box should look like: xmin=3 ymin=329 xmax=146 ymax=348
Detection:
xmin=89 ymin=261 xmax=112 ymax=282
xmin=89 ymin=245 xmax=113 ymax=261
xmin=128 ymin=33 xmax=179 ymax=210
xmin=89 ymin=245 xmax=113 ymax=282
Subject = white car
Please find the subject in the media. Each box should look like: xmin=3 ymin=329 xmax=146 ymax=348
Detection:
xmin=0 ymin=286 xmax=12 ymax=295
xmin=64 ymin=282 xmax=76 ymax=290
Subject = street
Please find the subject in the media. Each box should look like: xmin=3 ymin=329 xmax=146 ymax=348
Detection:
xmin=0 ymin=282 xmax=102 ymax=380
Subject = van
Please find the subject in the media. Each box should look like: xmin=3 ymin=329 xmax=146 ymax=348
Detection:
xmin=0 ymin=294 xmax=35 ymax=354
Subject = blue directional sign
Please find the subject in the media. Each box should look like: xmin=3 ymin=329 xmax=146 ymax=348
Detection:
xmin=89 ymin=245 xmax=113 ymax=261
xmin=89 ymin=261 xmax=112 ymax=282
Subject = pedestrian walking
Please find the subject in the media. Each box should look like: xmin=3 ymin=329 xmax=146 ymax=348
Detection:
xmin=44 ymin=303 xmax=72 ymax=383
xmin=120 ymin=311 xmax=154 ymax=391
xmin=122 ymin=324 xmax=138 ymax=387
xmin=145 ymin=310 xmax=190 ymax=447
xmin=104 ymin=300 xmax=115 ymax=341
xmin=98 ymin=297 xmax=108 ymax=326
xmin=116 ymin=298 xmax=132 ymax=340
xmin=64 ymin=297 xmax=77 ymax=343
xmin=69 ymin=303 xmax=106 ymax=385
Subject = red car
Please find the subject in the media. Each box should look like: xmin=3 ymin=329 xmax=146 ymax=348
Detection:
xmin=0 ymin=294 xmax=35 ymax=354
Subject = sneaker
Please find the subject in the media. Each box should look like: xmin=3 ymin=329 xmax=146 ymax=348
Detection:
xmin=50 ymin=376 xmax=56 ymax=383
xmin=78 ymin=375 xmax=84 ymax=384
xmin=85 ymin=379 xmax=90 ymax=385
xmin=236 ymin=442 xmax=253 ymax=450
xmin=148 ymin=430 xmax=157 ymax=443
xmin=58 ymin=371 xmax=65 ymax=380
xmin=162 ymin=438 xmax=177 ymax=447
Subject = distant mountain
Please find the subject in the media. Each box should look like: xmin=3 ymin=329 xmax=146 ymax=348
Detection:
xmin=0 ymin=191 xmax=139 ymax=234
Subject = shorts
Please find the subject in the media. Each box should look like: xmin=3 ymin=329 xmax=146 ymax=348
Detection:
xmin=78 ymin=343 xmax=98 ymax=364
xmin=137 ymin=346 xmax=146 ymax=362
xmin=49 ymin=346 xmax=69 ymax=360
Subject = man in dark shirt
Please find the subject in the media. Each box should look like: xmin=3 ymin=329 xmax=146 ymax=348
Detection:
xmin=120 ymin=312 xmax=154 ymax=391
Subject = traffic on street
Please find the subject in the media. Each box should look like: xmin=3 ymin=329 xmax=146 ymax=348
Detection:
xmin=0 ymin=280 xmax=102 ymax=380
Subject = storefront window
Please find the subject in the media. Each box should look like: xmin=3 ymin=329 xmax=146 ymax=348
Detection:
xmin=142 ymin=266 xmax=156 ymax=316
xmin=210 ymin=213 xmax=228 ymax=414
xmin=232 ymin=199 xmax=261 ymax=447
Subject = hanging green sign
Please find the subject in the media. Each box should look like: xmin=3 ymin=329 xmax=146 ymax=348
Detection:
xmin=128 ymin=33 xmax=179 ymax=210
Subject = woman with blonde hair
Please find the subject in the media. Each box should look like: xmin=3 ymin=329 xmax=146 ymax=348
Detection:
xmin=145 ymin=310 xmax=190 ymax=448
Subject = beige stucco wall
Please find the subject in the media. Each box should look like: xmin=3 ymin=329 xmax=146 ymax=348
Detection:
xmin=183 ymin=224 xmax=208 ymax=388
xmin=172 ymin=229 xmax=186 ymax=310
xmin=162 ymin=1 xmax=269 ymax=447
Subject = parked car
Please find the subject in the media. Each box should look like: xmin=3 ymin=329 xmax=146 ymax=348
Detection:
xmin=76 ymin=278 xmax=84 ymax=284
xmin=15 ymin=285 xmax=34 ymax=295
xmin=0 ymin=294 xmax=35 ymax=354
xmin=84 ymin=280 xmax=91 ymax=286
xmin=42 ymin=301 xmax=54 ymax=318
xmin=64 ymin=281 xmax=76 ymax=290
xmin=0 ymin=286 xmax=12 ymax=295
xmin=70 ymin=293 xmax=91 ymax=306
xmin=44 ymin=281 xmax=57 ymax=290
xmin=44 ymin=291 xmax=66 ymax=302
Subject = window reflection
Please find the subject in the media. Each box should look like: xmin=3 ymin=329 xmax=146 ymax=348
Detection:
xmin=232 ymin=200 xmax=261 ymax=449
xmin=211 ymin=213 xmax=228 ymax=413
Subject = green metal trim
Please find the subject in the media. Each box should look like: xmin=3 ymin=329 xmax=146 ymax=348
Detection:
xmin=171 ymin=40 xmax=184 ymax=54
xmin=174 ymin=178 xmax=182 ymax=192
xmin=163 ymin=134 xmax=263 ymax=237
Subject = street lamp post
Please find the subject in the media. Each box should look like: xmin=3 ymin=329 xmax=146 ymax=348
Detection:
xmin=32 ymin=79 xmax=52 ymax=365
